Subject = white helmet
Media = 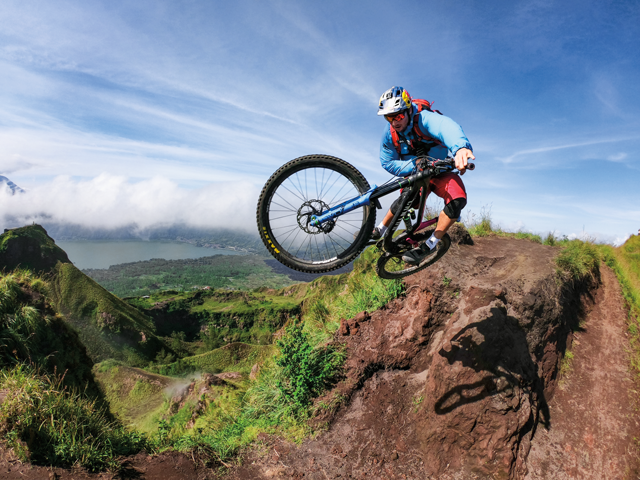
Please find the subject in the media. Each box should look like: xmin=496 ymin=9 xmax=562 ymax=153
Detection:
xmin=377 ymin=86 xmax=412 ymax=116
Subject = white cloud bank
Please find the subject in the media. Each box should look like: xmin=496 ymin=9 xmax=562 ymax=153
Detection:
xmin=0 ymin=174 xmax=259 ymax=232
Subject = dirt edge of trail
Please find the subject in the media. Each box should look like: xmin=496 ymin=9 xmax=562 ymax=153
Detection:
xmin=524 ymin=265 xmax=640 ymax=480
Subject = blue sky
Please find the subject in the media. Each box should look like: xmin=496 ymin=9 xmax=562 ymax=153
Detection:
xmin=0 ymin=0 xmax=638 ymax=243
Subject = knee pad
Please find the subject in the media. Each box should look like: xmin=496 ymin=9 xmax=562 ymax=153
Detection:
xmin=443 ymin=197 xmax=467 ymax=220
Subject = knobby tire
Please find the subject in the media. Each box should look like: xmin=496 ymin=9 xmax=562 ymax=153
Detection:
xmin=256 ymin=155 xmax=376 ymax=273
xmin=375 ymin=231 xmax=451 ymax=279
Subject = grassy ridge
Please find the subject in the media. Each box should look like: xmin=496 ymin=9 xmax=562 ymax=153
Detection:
xmin=0 ymin=225 xmax=70 ymax=273
xmin=48 ymin=262 xmax=171 ymax=366
xmin=123 ymin=286 xmax=306 ymax=361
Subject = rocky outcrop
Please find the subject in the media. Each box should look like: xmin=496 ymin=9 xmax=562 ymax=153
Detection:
xmin=0 ymin=225 xmax=70 ymax=273
xmin=232 ymin=235 xmax=597 ymax=480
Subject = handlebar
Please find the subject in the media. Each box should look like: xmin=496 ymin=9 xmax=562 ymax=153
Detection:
xmin=416 ymin=156 xmax=475 ymax=173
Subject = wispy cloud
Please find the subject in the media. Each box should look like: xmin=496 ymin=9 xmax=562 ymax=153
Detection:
xmin=606 ymin=152 xmax=627 ymax=162
xmin=497 ymin=136 xmax=639 ymax=164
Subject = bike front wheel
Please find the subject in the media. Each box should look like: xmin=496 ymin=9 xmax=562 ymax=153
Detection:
xmin=257 ymin=155 xmax=376 ymax=273
xmin=376 ymin=231 xmax=451 ymax=279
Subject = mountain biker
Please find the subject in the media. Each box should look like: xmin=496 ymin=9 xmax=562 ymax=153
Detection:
xmin=373 ymin=86 xmax=475 ymax=265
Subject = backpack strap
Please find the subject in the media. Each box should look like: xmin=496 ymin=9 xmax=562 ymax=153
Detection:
xmin=390 ymin=100 xmax=444 ymax=154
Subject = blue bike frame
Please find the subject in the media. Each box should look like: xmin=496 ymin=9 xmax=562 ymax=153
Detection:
xmin=310 ymin=168 xmax=433 ymax=228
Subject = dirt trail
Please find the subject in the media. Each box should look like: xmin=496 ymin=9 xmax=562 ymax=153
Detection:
xmin=525 ymin=266 xmax=640 ymax=479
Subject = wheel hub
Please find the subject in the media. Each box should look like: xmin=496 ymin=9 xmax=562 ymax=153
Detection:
xmin=297 ymin=199 xmax=335 ymax=234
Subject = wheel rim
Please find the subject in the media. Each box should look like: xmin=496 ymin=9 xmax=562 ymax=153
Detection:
xmin=265 ymin=165 xmax=369 ymax=265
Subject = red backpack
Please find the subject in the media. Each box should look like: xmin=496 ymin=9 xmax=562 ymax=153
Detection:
xmin=390 ymin=99 xmax=444 ymax=154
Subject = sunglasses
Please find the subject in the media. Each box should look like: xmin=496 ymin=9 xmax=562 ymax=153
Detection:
xmin=385 ymin=111 xmax=407 ymax=123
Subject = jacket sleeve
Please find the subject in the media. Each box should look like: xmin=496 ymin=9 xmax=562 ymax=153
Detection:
xmin=379 ymin=127 xmax=417 ymax=177
xmin=416 ymin=110 xmax=473 ymax=156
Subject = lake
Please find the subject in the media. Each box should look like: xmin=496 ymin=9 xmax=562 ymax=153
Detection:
xmin=56 ymin=240 xmax=246 ymax=270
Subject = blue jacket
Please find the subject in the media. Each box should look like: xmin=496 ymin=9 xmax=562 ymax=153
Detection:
xmin=379 ymin=104 xmax=473 ymax=177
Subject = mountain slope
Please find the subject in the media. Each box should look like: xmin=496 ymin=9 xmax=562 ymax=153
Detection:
xmin=0 ymin=225 xmax=171 ymax=366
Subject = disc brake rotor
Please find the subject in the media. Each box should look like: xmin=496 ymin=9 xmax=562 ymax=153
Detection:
xmin=297 ymin=199 xmax=335 ymax=234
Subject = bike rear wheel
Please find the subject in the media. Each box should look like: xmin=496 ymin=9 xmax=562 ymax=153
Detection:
xmin=257 ymin=155 xmax=376 ymax=273
xmin=376 ymin=230 xmax=451 ymax=279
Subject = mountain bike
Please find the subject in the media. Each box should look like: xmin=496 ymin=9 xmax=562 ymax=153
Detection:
xmin=256 ymin=154 xmax=474 ymax=279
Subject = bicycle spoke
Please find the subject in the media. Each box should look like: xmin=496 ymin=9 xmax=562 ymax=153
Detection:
xmin=326 ymin=229 xmax=353 ymax=246
xmin=318 ymin=168 xmax=327 ymax=199
xmin=327 ymin=178 xmax=353 ymax=206
xmin=326 ymin=234 xmax=342 ymax=257
xmin=287 ymin=227 xmax=306 ymax=255
xmin=275 ymin=226 xmax=300 ymax=245
xmin=332 ymin=190 xmax=360 ymax=206
xmin=289 ymin=173 xmax=308 ymax=202
xmin=270 ymin=224 xmax=299 ymax=232
xmin=313 ymin=235 xmax=323 ymax=261
xmin=279 ymin=182 xmax=307 ymax=204
xmin=272 ymin=194 xmax=299 ymax=213
xmin=320 ymin=170 xmax=342 ymax=201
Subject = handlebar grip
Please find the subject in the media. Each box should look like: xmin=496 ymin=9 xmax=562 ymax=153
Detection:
xmin=466 ymin=163 xmax=475 ymax=171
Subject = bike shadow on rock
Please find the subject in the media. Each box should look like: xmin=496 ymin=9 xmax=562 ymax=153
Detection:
xmin=435 ymin=306 xmax=551 ymax=430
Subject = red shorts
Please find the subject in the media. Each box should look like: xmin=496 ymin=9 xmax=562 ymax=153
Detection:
xmin=426 ymin=172 xmax=466 ymax=204
xmin=393 ymin=173 xmax=466 ymax=214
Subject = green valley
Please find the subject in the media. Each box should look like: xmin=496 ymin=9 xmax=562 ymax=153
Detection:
xmin=82 ymin=254 xmax=296 ymax=297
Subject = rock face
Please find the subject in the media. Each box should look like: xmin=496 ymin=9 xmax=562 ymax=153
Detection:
xmin=232 ymin=236 xmax=597 ymax=480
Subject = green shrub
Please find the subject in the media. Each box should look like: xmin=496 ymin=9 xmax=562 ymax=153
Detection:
xmin=466 ymin=206 xmax=494 ymax=237
xmin=331 ymin=247 xmax=403 ymax=322
xmin=515 ymin=231 xmax=542 ymax=243
xmin=276 ymin=320 xmax=345 ymax=410
xmin=555 ymin=240 xmax=601 ymax=280
xmin=544 ymin=232 xmax=558 ymax=246
xmin=0 ymin=366 xmax=147 ymax=472
xmin=0 ymin=271 xmax=51 ymax=365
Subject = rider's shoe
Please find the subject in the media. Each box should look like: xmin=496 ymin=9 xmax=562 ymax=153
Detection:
xmin=402 ymin=242 xmax=436 ymax=265
xmin=371 ymin=227 xmax=382 ymax=240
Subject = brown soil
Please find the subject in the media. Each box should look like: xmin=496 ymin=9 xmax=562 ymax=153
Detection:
xmin=0 ymin=449 xmax=220 ymax=479
xmin=525 ymin=265 xmax=640 ymax=479
xmin=2 ymin=234 xmax=637 ymax=479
